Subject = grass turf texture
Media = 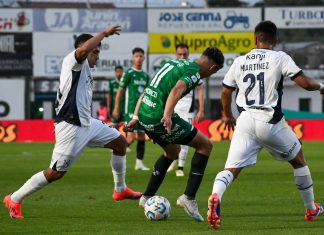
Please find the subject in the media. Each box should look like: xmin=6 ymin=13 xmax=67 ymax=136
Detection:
xmin=0 ymin=141 xmax=323 ymax=234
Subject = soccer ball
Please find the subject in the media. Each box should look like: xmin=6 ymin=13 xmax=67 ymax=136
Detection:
xmin=144 ymin=196 xmax=171 ymax=221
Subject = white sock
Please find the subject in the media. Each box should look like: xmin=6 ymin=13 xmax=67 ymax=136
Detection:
xmin=111 ymin=154 xmax=126 ymax=192
xmin=178 ymin=145 xmax=189 ymax=168
xmin=11 ymin=171 xmax=49 ymax=203
xmin=294 ymin=166 xmax=316 ymax=210
xmin=212 ymin=170 xmax=234 ymax=201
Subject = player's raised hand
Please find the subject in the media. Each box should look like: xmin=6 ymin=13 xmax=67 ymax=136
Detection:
xmin=223 ymin=116 xmax=236 ymax=131
xmin=161 ymin=116 xmax=172 ymax=134
xmin=104 ymin=25 xmax=121 ymax=37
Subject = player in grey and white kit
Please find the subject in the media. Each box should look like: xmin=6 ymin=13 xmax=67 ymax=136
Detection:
xmin=207 ymin=21 xmax=324 ymax=229
xmin=3 ymin=26 xmax=142 ymax=219
xmin=167 ymin=43 xmax=205 ymax=177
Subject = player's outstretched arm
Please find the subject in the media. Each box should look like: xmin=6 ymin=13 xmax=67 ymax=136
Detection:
xmin=76 ymin=25 xmax=121 ymax=62
xmin=221 ymin=86 xmax=236 ymax=131
xmin=293 ymin=74 xmax=324 ymax=94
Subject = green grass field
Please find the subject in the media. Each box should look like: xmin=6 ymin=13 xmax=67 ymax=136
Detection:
xmin=1 ymin=141 xmax=323 ymax=235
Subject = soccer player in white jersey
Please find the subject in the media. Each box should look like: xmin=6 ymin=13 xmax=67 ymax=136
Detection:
xmin=167 ymin=43 xmax=205 ymax=177
xmin=3 ymin=25 xmax=142 ymax=219
xmin=207 ymin=21 xmax=324 ymax=229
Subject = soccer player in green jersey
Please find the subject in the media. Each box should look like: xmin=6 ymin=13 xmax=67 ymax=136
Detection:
xmin=113 ymin=47 xmax=150 ymax=170
xmin=125 ymin=47 xmax=224 ymax=222
xmin=107 ymin=65 xmax=124 ymax=128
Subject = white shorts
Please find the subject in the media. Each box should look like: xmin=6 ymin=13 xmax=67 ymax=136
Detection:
xmin=50 ymin=118 xmax=121 ymax=171
xmin=225 ymin=111 xmax=301 ymax=169
xmin=175 ymin=111 xmax=195 ymax=124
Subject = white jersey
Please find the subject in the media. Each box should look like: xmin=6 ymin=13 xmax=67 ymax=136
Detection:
xmin=175 ymin=80 xmax=203 ymax=114
xmin=223 ymin=49 xmax=302 ymax=123
xmin=55 ymin=50 xmax=93 ymax=127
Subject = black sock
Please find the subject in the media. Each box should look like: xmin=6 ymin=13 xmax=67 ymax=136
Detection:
xmin=136 ymin=140 xmax=145 ymax=160
xmin=144 ymin=155 xmax=173 ymax=196
xmin=178 ymin=166 xmax=184 ymax=170
xmin=184 ymin=152 xmax=209 ymax=199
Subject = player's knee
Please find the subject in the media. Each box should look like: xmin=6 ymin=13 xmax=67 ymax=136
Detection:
xmin=44 ymin=168 xmax=66 ymax=182
xmin=115 ymin=136 xmax=127 ymax=156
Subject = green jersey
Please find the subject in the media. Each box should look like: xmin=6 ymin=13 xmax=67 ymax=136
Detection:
xmin=120 ymin=67 xmax=150 ymax=114
xmin=108 ymin=78 xmax=124 ymax=115
xmin=139 ymin=59 xmax=201 ymax=119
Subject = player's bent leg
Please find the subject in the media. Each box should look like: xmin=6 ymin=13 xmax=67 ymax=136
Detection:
xmin=188 ymin=131 xmax=213 ymax=156
xmin=289 ymin=149 xmax=323 ymax=220
xmin=104 ymin=134 xmax=127 ymax=156
xmin=105 ymin=134 xmax=142 ymax=201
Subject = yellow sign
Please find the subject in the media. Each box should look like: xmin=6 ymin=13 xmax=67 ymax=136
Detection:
xmin=149 ymin=32 xmax=254 ymax=53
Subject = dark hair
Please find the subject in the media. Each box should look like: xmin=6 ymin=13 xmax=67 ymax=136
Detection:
xmin=74 ymin=33 xmax=101 ymax=49
xmin=203 ymin=47 xmax=224 ymax=69
xmin=115 ymin=65 xmax=123 ymax=71
xmin=254 ymin=21 xmax=277 ymax=44
xmin=175 ymin=43 xmax=189 ymax=50
xmin=132 ymin=47 xmax=144 ymax=55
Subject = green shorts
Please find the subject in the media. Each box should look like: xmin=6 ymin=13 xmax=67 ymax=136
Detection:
xmin=124 ymin=113 xmax=145 ymax=132
xmin=138 ymin=113 xmax=197 ymax=147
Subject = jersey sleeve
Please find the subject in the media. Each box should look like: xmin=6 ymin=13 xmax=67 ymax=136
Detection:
xmin=62 ymin=50 xmax=83 ymax=72
xmin=180 ymin=72 xmax=199 ymax=91
xmin=119 ymin=71 xmax=130 ymax=89
xmin=280 ymin=52 xmax=302 ymax=80
xmin=222 ymin=58 xmax=239 ymax=90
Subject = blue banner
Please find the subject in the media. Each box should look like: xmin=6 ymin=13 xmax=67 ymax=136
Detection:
xmin=33 ymin=9 xmax=147 ymax=32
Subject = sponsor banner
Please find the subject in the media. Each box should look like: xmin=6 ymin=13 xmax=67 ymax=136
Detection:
xmin=1 ymin=119 xmax=323 ymax=142
xmin=33 ymin=8 xmax=146 ymax=32
xmin=148 ymin=53 xmax=239 ymax=77
xmin=0 ymin=120 xmax=54 ymax=142
xmin=265 ymin=7 xmax=324 ymax=28
xmin=149 ymin=32 xmax=254 ymax=53
xmin=0 ymin=33 xmax=33 ymax=76
xmin=34 ymin=78 xmax=111 ymax=101
xmin=193 ymin=119 xmax=324 ymax=142
xmin=33 ymin=32 xmax=148 ymax=77
xmin=148 ymin=8 xmax=261 ymax=32
xmin=0 ymin=9 xmax=33 ymax=32
xmin=0 ymin=79 xmax=25 ymax=120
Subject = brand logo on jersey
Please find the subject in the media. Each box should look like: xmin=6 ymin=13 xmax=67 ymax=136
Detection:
xmin=246 ymin=53 xmax=265 ymax=61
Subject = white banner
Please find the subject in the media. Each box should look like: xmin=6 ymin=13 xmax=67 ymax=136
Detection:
xmin=0 ymin=79 xmax=25 ymax=120
xmin=148 ymin=53 xmax=239 ymax=77
xmin=33 ymin=32 xmax=148 ymax=77
xmin=0 ymin=9 xmax=33 ymax=32
xmin=148 ymin=8 xmax=261 ymax=32
xmin=265 ymin=7 xmax=324 ymax=28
